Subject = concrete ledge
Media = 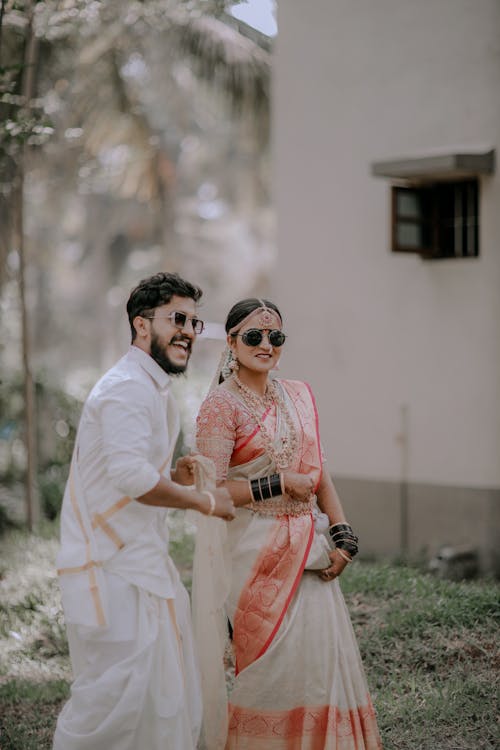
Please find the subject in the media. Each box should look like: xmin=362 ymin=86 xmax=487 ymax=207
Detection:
xmin=333 ymin=475 xmax=500 ymax=576
xmin=371 ymin=149 xmax=495 ymax=180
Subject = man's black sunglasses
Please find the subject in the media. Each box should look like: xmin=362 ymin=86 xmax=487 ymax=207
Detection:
xmin=234 ymin=328 xmax=286 ymax=348
xmin=142 ymin=311 xmax=204 ymax=334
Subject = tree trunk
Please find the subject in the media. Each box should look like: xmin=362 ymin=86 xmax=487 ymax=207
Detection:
xmin=17 ymin=7 xmax=40 ymax=529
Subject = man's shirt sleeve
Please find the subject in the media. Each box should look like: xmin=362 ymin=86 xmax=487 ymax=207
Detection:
xmin=99 ymin=379 xmax=162 ymax=498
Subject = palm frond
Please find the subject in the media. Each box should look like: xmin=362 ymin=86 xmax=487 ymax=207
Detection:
xmin=173 ymin=13 xmax=271 ymax=118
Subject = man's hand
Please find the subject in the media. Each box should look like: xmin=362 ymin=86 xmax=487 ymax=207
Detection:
xmin=171 ymin=455 xmax=196 ymax=486
xmin=203 ymin=487 xmax=236 ymax=521
xmin=318 ymin=548 xmax=350 ymax=582
xmin=282 ymin=471 xmax=315 ymax=502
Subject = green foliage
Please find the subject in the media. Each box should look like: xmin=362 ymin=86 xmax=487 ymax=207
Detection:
xmin=0 ymin=524 xmax=69 ymax=685
xmin=0 ymin=8 xmax=54 ymax=176
xmin=0 ymin=501 xmax=16 ymax=534
xmin=39 ymin=464 xmax=70 ymax=520
xmin=167 ymin=509 xmax=196 ymax=592
xmin=0 ymin=0 xmax=269 ymax=184
xmin=0 ymin=374 xmax=81 ymax=522
xmin=0 ymin=115 xmax=54 ymax=154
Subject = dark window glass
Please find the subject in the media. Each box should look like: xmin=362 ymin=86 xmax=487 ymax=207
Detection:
xmin=392 ymin=180 xmax=479 ymax=259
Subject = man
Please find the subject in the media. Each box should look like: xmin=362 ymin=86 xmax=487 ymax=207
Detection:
xmin=53 ymin=272 xmax=235 ymax=750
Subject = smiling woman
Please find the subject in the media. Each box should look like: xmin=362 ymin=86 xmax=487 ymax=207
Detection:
xmin=192 ymin=298 xmax=382 ymax=749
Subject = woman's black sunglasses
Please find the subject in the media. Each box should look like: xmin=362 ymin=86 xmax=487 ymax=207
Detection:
xmin=235 ymin=328 xmax=287 ymax=348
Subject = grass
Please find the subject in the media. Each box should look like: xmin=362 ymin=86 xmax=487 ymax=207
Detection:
xmin=0 ymin=680 xmax=70 ymax=750
xmin=0 ymin=519 xmax=498 ymax=749
xmin=341 ymin=563 xmax=499 ymax=749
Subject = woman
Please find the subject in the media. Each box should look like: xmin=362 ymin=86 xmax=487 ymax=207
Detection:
xmin=193 ymin=298 xmax=382 ymax=750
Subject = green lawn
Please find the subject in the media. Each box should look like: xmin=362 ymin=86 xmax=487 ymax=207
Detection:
xmin=0 ymin=521 xmax=498 ymax=749
xmin=341 ymin=564 xmax=499 ymax=749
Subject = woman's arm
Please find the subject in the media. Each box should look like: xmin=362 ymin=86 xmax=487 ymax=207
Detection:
xmin=217 ymin=479 xmax=253 ymax=507
xmin=217 ymin=471 xmax=315 ymax=508
xmin=316 ymin=466 xmax=352 ymax=581
xmin=315 ymin=468 xmax=347 ymax=525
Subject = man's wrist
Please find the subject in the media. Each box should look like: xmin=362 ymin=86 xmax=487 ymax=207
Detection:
xmin=189 ymin=490 xmax=210 ymax=514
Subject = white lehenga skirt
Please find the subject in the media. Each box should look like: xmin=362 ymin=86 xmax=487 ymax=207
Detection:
xmin=192 ymin=480 xmax=382 ymax=750
xmin=224 ymin=512 xmax=382 ymax=750
xmin=226 ymin=572 xmax=381 ymax=750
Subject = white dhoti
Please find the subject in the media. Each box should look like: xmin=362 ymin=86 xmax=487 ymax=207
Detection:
xmin=53 ymin=566 xmax=201 ymax=750
xmin=53 ymin=347 xmax=204 ymax=749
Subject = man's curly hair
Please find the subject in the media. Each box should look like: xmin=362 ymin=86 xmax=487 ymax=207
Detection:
xmin=126 ymin=272 xmax=203 ymax=341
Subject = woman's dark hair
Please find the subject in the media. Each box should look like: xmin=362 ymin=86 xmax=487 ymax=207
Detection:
xmin=225 ymin=298 xmax=282 ymax=333
xmin=127 ymin=272 xmax=202 ymax=341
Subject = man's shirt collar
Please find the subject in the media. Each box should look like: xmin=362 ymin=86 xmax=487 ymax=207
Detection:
xmin=128 ymin=345 xmax=171 ymax=394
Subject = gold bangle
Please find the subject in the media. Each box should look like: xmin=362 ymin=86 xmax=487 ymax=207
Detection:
xmin=336 ymin=548 xmax=352 ymax=563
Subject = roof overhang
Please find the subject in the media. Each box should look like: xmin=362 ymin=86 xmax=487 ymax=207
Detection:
xmin=371 ymin=149 xmax=495 ymax=181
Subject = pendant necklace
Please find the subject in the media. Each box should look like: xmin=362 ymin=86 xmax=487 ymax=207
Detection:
xmin=232 ymin=374 xmax=298 ymax=470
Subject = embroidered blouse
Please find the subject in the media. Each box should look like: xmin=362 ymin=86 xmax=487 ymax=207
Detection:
xmin=196 ymin=385 xmax=283 ymax=481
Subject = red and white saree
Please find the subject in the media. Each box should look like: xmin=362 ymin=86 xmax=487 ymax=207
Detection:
xmin=194 ymin=378 xmax=382 ymax=750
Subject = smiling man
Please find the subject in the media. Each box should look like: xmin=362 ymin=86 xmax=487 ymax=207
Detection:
xmin=53 ymin=272 xmax=235 ymax=750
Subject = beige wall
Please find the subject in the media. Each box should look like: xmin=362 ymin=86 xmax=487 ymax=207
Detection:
xmin=336 ymin=476 xmax=500 ymax=574
xmin=273 ymin=0 xmax=500 ymax=491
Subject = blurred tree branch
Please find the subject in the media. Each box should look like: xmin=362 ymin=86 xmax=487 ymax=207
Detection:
xmin=0 ymin=0 xmax=273 ymax=525
xmin=0 ymin=0 xmax=271 ymax=285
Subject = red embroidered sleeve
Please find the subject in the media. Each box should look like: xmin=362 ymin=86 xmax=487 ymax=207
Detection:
xmin=196 ymin=389 xmax=237 ymax=481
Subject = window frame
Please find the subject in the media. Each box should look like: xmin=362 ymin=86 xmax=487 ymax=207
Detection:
xmin=391 ymin=179 xmax=479 ymax=260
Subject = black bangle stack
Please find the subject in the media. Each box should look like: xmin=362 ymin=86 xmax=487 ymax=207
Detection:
xmin=250 ymin=474 xmax=282 ymax=502
xmin=328 ymin=522 xmax=359 ymax=557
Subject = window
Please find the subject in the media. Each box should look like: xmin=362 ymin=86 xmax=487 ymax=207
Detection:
xmin=392 ymin=180 xmax=479 ymax=259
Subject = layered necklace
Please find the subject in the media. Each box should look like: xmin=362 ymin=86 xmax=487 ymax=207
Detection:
xmin=232 ymin=374 xmax=298 ymax=470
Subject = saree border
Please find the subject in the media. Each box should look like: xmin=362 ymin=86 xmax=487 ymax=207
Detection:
xmin=226 ymin=697 xmax=383 ymax=750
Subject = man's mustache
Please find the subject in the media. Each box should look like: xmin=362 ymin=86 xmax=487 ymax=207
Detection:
xmin=169 ymin=334 xmax=192 ymax=352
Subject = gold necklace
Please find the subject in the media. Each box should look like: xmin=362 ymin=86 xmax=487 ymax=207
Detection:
xmin=232 ymin=375 xmax=298 ymax=470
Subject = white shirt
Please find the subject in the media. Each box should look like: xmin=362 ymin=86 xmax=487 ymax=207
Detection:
xmin=77 ymin=345 xmax=177 ymax=511
xmin=56 ymin=346 xmax=181 ymax=623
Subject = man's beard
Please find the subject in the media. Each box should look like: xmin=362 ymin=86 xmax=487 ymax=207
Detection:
xmin=150 ymin=331 xmax=191 ymax=375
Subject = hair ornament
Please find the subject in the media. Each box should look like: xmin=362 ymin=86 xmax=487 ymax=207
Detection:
xmin=228 ymin=299 xmax=282 ymax=336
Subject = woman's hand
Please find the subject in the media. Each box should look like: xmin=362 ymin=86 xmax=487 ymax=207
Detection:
xmin=171 ymin=455 xmax=196 ymax=486
xmin=282 ymin=471 xmax=315 ymax=502
xmin=318 ymin=548 xmax=350 ymax=582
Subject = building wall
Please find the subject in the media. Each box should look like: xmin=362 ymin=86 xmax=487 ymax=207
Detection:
xmin=273 ymin=0 xmax=500 ymax=569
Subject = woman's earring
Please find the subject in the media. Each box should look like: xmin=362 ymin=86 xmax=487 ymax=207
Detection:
xmin=222 ymin=349 xmax=238 ymax=379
